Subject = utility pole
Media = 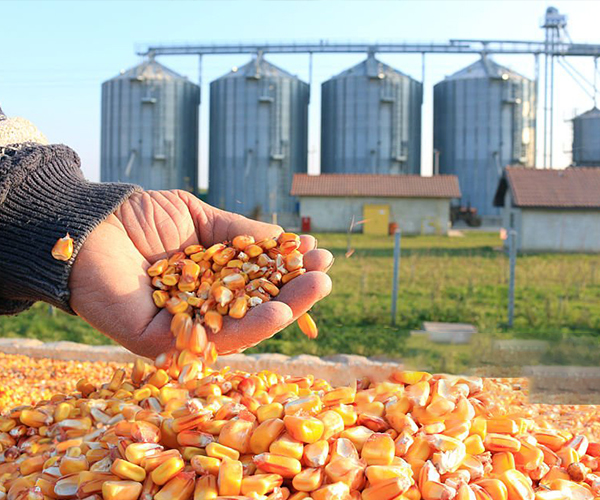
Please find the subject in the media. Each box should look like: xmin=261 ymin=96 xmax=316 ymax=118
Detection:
xmin=391 ymin=229 xmax=401 ymax=326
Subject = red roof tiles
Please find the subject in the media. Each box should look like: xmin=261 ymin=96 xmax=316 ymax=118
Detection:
xmin=290 ymin=174 xmax=461 ymax=199
xmin=494 ymin=167 xmax=600 ymax=208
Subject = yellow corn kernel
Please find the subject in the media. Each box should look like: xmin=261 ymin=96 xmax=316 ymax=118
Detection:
xmin=59 ymin=455 xmax=89 ymax=475
xmin=340 ymin=425 xmax=374 ymax=452
xmin=303 ymin=440 xmax=329 ymax=468
xmin=19 ymin=456 xmax=45 ymax=476
xmin=253 ymin=453 xmax=302 ymax=478
xmin=285 ymin=395 xmax=323 ymax=416
xmin=194 ymin=474 xmax=218 ymax=500
xmin=391 ymin=371 xmax=431 ymax=385
xmin=470 ymin=417 xmax=487 ymax=439
xmin=158 ymin=386 xmax=189 ymax=406
xmin=499 ymin=469 xmax=534 ymax=500
xmin=250 ymin=418 xmax=285 ymax=455
xmin=270 ymin=433 xmax=304 ymax=460
xmin=125 ymin=443 xmax=163 ymax=465
xmin=492 ymin=452 xmax=516 ymax=475
xmin=485 ymin=434 xmax=522 ymax=453
xmin=20 ymin=409 xmax=52 ymax=428
xmin=317 ymin=410 xmax=345 ymax=441
xmin=53 ymin=403 xmax=71 ymax=423
xmin=110 ymin=458 xmax=146 ymax=482
xmin=204 ymin=310 xmax=223 ymax=333
xmin=228 ymin=297 xmax=248 ymax=319
xmin=324 ymin=457 xmax=364 ymax=490
xmin=191 ymin=455 xmax=221 ymax=476
xmin=0 ymin=417 xmax=16 ymax=432
xmin=465 ymin=434 xmax=486 ymax=456
xmin=297 ymin=313 xmax=318 ymax=339
xmin=147 ymin=370 xmax=170 ymax=389
xmin=257 ymin=403 xmax=284 ymax=423
xmin=486 ymin=418 xmax=519 ymax=436
xmin=218 ymin=419 xmax=255 ymax=454
xmin=534 ymin=431 xmax=568 ymax=452
xmin=52 ymin=233 xmax=74 ymax=261
xmin=240 ymin=474 xmax=283 ymax=496
xmin=147 ymin=258 xmax=168 ymax=277
xmin=362 ymin=433 xmax=395 ymax=466
xmin=217 ymin=458 xmax=243 ymax=496
xmin=473 ymin=478 xmax=508 ymax=500
xmin=206 ymin=442 xmax=240 ymax=461
xmin=556 ymin=447 xmax=580 ymax=467
xmin=102 ymin=480 xmax=143 ymax=500
xmin=292 ymin=467 xmax=324 ymax=492
xmin=155 ymin=471 xmax=195 ymax=500
xmin=365 ymin=464 xmax=413 ymax=487
xmin=153 ymin=290 xmax=170 ymax=308
xmin=362 ymin=477 xmax=410 ymax=500
xmin=284 ymin=415 xmax=324 ymax=444
xmin=150 ymin=457 xmax=185 ymax=485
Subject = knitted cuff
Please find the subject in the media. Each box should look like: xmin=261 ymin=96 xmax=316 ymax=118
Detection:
xmin=0 ymin=144 xmax=141 ymax=314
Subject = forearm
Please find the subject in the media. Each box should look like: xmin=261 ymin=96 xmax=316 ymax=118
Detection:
xmin=0 ymin=143 xmax=140 ymax=314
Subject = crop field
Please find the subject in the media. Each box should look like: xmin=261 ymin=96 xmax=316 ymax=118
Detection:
xmin=2 ymin=231 xmax=600 ymax=373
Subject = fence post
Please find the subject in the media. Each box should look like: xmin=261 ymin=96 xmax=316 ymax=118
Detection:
xmin=391 ymin=229 xmax=401 ymax=326
xmin=508 ymin=229 xmax=517 ymax=327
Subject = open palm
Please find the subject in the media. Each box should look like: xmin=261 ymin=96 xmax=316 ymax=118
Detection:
xmin=69 ymin=190 xmax=333 ymax=358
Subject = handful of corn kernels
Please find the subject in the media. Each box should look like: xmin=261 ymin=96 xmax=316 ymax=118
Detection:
xmin=147 ymin=233 xmax=317 ymax=368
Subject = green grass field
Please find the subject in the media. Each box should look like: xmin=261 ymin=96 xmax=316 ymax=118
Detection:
xmin=2 ymin=231 xmax=600 ymax=373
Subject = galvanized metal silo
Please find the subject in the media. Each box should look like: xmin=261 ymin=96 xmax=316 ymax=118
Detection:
xmin=434 ymin=57 xmax=536 ymax=218
xmin=572 ymin=107 xmax=600 ymax=166
xmin=321 ymin=54 xmax=422 ymax=175
xmin=101 ymin=59 xmax=200 ymax=192
xmin=208 ymin=56 xmax=309 ymax=226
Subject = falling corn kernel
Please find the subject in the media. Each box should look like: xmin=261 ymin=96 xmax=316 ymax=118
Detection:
xmin=51 ymin=233 xmax=74 ymax=261
xmin=297 ymin=312 xmax=318 ymax=339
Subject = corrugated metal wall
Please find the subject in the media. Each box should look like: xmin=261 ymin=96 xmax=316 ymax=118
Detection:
xmin=321 ymin=55 xmax=422 ymax=175
xmin=434 ymin=58 xmax=536 ymax=217
xmin=208 ymin=57 xmax=309 ymax=225
xmin=101 ymin=60 xmax=200 ymax=192
xmin=573 ymin=108 xmax=600 ymax=167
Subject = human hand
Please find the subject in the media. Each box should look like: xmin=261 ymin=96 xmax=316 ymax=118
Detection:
xmin=69 ymin=190 xmax=333 ymax=358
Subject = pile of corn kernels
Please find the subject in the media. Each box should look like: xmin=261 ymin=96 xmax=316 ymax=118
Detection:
xmin=0 ymin=353 xmax=600 ymax=500
xmin=36 ymin=231 xmax=600 ymax=499
xmin=0 ymin=353 xmax=126 ymax=412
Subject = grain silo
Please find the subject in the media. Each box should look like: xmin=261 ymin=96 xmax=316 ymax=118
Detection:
xmin=101 ymin=58 xmax=200 ymax=192
xmin=434 ymin=57 xmax=536 ymax=219
xmin=321 ymin=54 xmax=422 ymax=175
xmin=572 ymin=107 xmax=600 ymax=166
xmin=208 ymin=56 xmax=309 ymax=226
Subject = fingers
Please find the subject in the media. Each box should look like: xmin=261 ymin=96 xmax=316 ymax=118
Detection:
xmin=207 ymin=301 xmax=294 ymax=355
xmin=274 ymin=271 xmax=332 ymax=320
xmin=303 ymin=249 xmax=334 ymax=273
xmin=299 ymin=234 xmax=317 ymax=254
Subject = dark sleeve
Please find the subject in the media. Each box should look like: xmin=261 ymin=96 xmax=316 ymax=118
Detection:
xmin=0 ymin=143 xmax=141 ymax=315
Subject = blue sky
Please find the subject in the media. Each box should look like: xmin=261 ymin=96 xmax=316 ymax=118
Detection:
xmin=2 ymin=0 xmax=599 ymax=185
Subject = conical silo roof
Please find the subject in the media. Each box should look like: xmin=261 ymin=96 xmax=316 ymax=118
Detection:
xmin=574 ymin=107 xmax=600 ymax=120
xmin=444 ymin=57 xmax=529 ymax=81
xmin=330 ymin=54 xmax=418 ymax=82
xmin=108 ymin=59 xmax=187 ymax=82
xmin=216 ymin=57 xmax=300 ymax=81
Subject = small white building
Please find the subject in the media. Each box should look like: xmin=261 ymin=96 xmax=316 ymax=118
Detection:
xmin=494 ymin=167 xmax=600 ymax=252
xmin=291 ymin=173 xmax=461 ymax=235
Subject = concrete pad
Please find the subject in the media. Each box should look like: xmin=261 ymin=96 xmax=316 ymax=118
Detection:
xmin=0 ymin=338 xmax=404 ymax=387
